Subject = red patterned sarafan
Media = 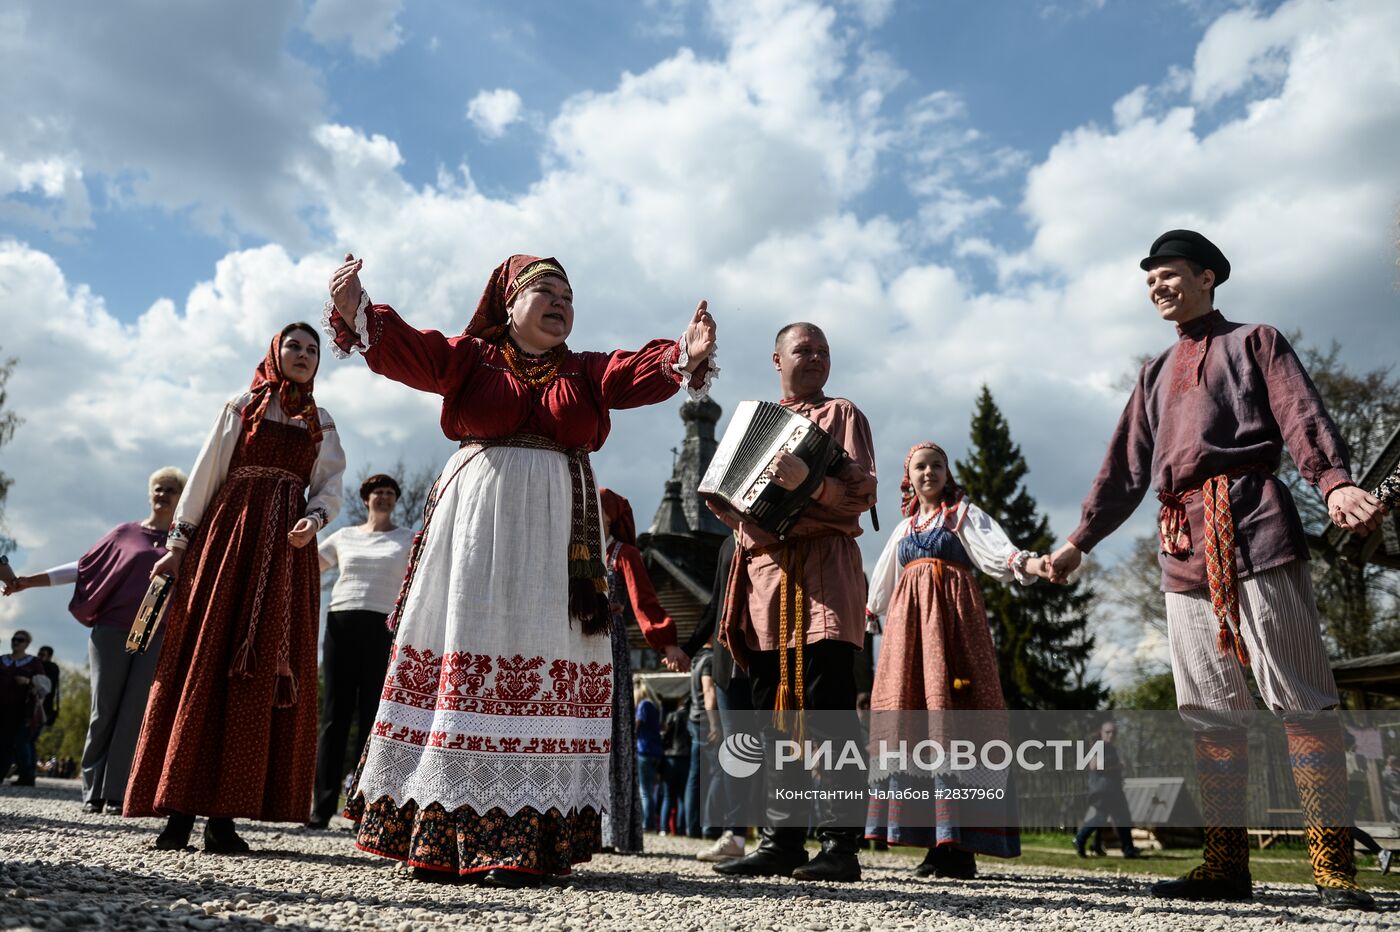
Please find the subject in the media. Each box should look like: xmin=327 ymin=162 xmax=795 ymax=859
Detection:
xmin=440 ymin=651 xmax=493 ymax=696
xmin=495 ymin=654 xmax=546 ymax=700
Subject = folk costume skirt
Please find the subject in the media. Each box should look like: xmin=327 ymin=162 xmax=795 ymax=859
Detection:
xmin=865 ymin=558 xmax=1020 ymax=858
xmin=347 ymin=444 xmax=612 ymax=877
xmin=126 ymin=421 xmax=320 ymax=822
xmin=600 ymin=605 xmax=644 ymax=853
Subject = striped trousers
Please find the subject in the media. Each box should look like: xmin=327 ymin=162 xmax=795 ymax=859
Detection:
xmin=1166 ymin=560 xmax=1338 ymax=714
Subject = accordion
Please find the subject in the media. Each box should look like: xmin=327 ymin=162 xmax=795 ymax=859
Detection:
xmin=125 ymin=574 xmax=174 ymax=654
xmin=699 ymin=400 xmax=846 ymax=537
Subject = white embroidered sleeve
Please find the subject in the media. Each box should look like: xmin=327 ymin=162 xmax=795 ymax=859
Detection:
xmin=866 ymin=518 xmax=908 ymax=619
xmin=41 ymin=561 xmax=80 ymax=586
xmin=168 ymin=397 xmax=243 ymax=550
xmin=957 ymin=502 xmax=1038 ymax=586
xmin=305 ymin=411 xmax=346 ymax=529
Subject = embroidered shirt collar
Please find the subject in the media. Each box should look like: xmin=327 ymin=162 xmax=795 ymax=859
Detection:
xmin=1176 ymin=309 xmax=1224 ymax=341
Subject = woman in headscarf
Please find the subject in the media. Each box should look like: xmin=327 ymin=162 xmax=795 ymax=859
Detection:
xmin=324 ymin=252 xmax=716 ymax=887
xmin=864 ymin=442 xmax=1051 ymax=880
xmin=124 ymin=323 xmax=345 ymax=853
xmin=598 ymin=487 xmax=689 ymax=853
xmin=3 ymin=467 xmax=187 ymax=814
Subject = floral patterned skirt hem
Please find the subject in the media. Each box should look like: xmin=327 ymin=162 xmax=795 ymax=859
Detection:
xmin=346 ymin=794 xmax=601 ymax=876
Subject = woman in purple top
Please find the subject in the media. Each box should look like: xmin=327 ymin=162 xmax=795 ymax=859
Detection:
xmin=5 ymin=467 xmax=186 ymax=813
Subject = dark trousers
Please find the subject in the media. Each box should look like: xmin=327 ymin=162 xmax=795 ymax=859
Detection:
xmin=312 ymin=609 xmax=394 ymax=823
xmin=716 ymin=675 xmax=762 ymax=834
xmin=748 ymin=639 xmax=864 ymax=850
xmin=1075 ymin=787 xmax=1136 ymax=852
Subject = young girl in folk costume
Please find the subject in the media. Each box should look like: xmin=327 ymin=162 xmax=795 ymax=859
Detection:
xmin=126 ymin=323 xmax=345 ymax=853
xmin=865 ymin=442 xmax=1052 ymax=879
xmin=598 ymin=488 xmax=689 ymax=853
xmin=324 ymin=252 xmax=716 ymax=888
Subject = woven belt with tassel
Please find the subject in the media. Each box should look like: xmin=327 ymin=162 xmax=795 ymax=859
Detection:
xmin=1156 ymin=463 xmax=1270 ymax=666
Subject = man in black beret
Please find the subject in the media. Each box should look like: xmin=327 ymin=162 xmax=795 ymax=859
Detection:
xmin=1049 ymin=229 xmax=1383 ymax=911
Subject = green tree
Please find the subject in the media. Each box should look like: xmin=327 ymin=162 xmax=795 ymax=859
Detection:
xmin=955 ymin=386 xmax=1107 ymax=710
xmin=1276 ymin=338 xmax=1400 ymax=659
xmin=36 ymin=665 xmax=90 ymax=765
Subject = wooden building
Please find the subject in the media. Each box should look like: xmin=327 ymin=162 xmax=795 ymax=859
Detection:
xmin=629 ymin=398 xmax=729 ymax=669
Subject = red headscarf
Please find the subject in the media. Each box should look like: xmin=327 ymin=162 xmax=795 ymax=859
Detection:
xmin=244 ymin=327 xmax=323 ymax=444
xmin=599 ymin=488 xmax=637 ymax=548
xmin=462 ymin=255 xmax=570 ymax=341
xmin=900 ymin=442 xmax=963 ymax=518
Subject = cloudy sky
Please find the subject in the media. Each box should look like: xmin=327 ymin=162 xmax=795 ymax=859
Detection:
xmin=2 ymin=0 xmax=1398 ymax=685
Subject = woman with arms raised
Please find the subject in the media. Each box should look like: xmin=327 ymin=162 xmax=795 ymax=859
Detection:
xmin=325 ymin=253 xmax=715 ymax=887
xmin=124 ymin=324 xmax=345 ymax=853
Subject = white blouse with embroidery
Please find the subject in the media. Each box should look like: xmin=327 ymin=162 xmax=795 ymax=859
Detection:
xmin=166 ymin=391 xmax=345 ymax=551
xmin=866 ymin=500 xmax=1038 ymax=620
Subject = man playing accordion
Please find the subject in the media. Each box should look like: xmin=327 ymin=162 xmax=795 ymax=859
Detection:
xmin=709 ymin=322 xmax=877 ymax=883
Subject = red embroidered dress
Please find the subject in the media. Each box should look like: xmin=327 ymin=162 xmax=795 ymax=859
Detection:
xmin=125 ymin=394 xmax=345 ymax=821
xmin=330 ymin=300 xmax=708 ymax=877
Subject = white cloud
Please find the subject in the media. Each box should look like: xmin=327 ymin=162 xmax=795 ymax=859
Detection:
xmin=303 ymin=0 xmax=405 ymax=62
xmin=4 ymin=0 xmax=1400 ymax=691
xmin=0 ymin=1 xmax=329 ymax=244
xmin=466 ymin=89 xmax=525 ymax=139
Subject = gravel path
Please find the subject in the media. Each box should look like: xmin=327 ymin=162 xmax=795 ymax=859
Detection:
xmin=1 ymin=779 xmax=1395 ymax=931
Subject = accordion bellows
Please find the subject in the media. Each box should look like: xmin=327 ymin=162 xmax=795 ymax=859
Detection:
xmin=700 ymin=400 xmax=845 ymax=538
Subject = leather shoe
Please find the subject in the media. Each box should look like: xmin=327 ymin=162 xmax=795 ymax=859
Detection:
xmin=203 ymin=817 xmax=251 ymax=855
xmin=933 ymin=847 xmax=976 ymax=880
xmin=1073 ymin=836 xmax=1087 ymax=858
xmin=713 ymin=843 xmax=809 ymax=878
xmin=913 ymin=848 xmax=939 ymax=877
xmin=481 ymin=868 xmax=542 ymax=889
xmin=1315 ymin=885 xmax=1377 ymax=912
xmin=792 ymin=850 xmax=861 ymax=883
xmin=82 ymin=800 xmax=104 ymax=814
xmin=1150 ymin=874 xmax=1252 ymax=902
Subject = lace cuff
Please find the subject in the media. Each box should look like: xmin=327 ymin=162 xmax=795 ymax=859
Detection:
xmin=307 ymin=507 xmax=330 ymax=530
xmin=166 ymin=520 xmax=198 ymax=551
xmin=864 ymin=608 xmax=882 ymax=636
xmin=322 ymin=291 xmax=373 ymax=359
xmin=1008 ymin=550 xmax=1039 ymax=586
xmin=671 ymin=335 xmax=718 ymax=401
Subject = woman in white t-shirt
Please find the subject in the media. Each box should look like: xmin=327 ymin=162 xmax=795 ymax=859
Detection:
xmin=309 ymin=473 xmax=414 ymax=828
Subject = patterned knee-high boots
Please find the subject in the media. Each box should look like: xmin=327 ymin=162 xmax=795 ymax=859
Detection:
xmin=1151 ymin=729 xmax=1251 ymax=901
xmin=1285 ymin=717 xmax=1376 ymax=911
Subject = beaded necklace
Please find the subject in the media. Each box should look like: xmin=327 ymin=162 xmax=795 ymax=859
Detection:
xmin=502 ymin=338 xmax=566 ymax=390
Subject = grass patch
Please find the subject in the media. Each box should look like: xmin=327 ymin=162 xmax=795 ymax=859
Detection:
xmin=951 ymin=831 xmax=1400 ymax=889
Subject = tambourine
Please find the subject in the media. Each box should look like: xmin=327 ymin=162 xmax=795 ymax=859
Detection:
xmin=125 ymin=574 xmax=174 ymax=653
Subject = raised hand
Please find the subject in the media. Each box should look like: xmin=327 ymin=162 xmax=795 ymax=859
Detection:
xmin=683 ymin=300 xmax=716 ymax=368
xmin=288 ymin=517 xmax=319 ymax=549
xmin=1047 ymin=542 xmax=1083 ymax=584
xmin=329 ymin=253 xmax=365 ymax=321
xmin=1328 ymin=485 xmax=1383 ymax=535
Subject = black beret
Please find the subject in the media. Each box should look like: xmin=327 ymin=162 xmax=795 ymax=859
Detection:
xmin=1139 ymin=229 xmax=1230 ymax=285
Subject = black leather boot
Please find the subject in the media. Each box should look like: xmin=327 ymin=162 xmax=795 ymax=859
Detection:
xmin=713 ymin=827 xmax=809 ymax=877
xmin=1150 ymin=870 xmax=1252 ymax=902
xmin=155 ymin=812 xmax=196 ymax=851
xmin=203 ymin=817 xmax=251 ymax=854
xmin=792 ymin=828 xmax=862 ymax=883
xmin=1315 ymin=885 xmax=1377 ymax=911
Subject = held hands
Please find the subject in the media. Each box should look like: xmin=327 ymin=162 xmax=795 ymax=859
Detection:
xmin=288 ymin=518 xmax=319 ymax=549
xmin=683 ymin=301 xmax=716 ymax=370
xmin=3 ymin=575 xmax=42 ymax=596
xmin=1023 ymin=555 xmax=1057 ymax=582
xmin=150 ymin=550 xmax=184 ymax=583
xmin=661 ymin=644 xmax=691 ymax=673
xmin=1046 ymin=542 xmax=1083 ymax=584
xmin=1327 ymin=485 xmax=1384 ymax=535
xmin=329 ymin=253 xmax=365 ymax=324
